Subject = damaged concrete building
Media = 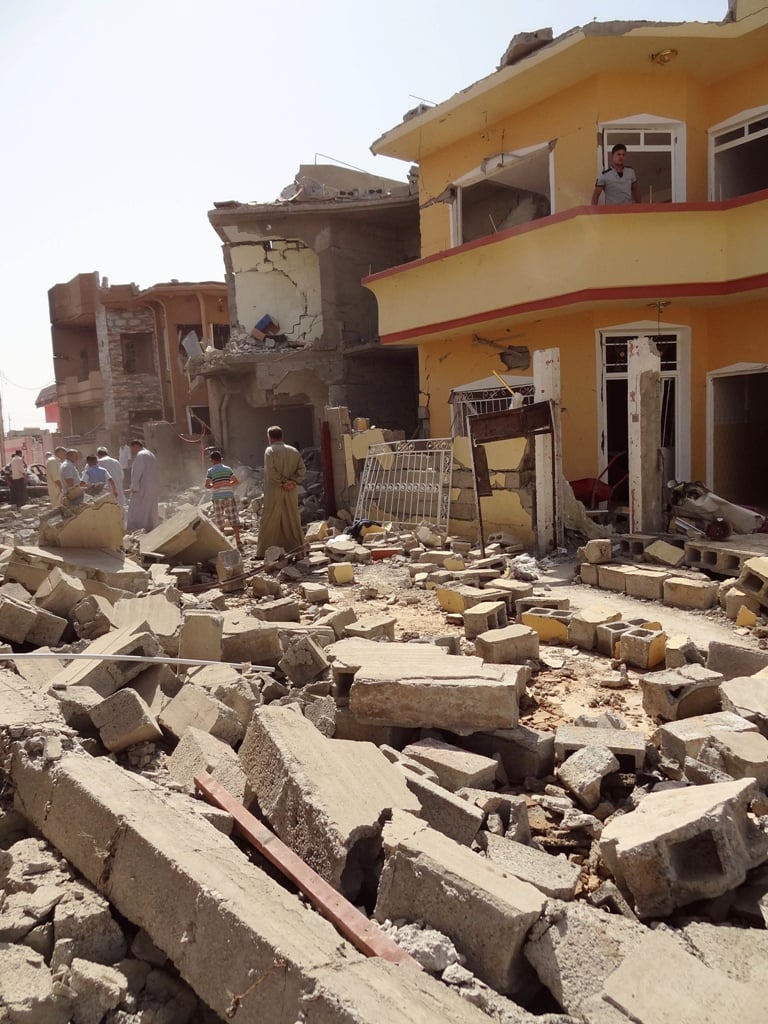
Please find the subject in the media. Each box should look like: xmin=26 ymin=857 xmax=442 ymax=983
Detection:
xmin=48 ymin=271 xmax=229 ymax=454
xmin=194 ymin=165 xmax=420 ymax=464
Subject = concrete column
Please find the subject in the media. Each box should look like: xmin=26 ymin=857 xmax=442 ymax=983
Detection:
xmin=533 ymin=348 xmax=563 ymax=553
xmin=628 ymin=337 xmax=663 ymax=533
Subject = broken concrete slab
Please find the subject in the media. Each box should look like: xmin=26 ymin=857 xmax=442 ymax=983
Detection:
xmin=706 ymin=640 xmax=768 ymax=680
xmin=328 ymin=637 xmax=523 ymax=735
xmin=158 ymin=684 xmax=243 ymax=746
xmin=70 ymin=594 xmax=115 ymax=640
xmin=600 ymin=778 xmax=768 ymax=918
xmin=5 ymin=546 xmax=148 ymax=594
xmin=8 ymin=748 xmax=482 ymax=1024
xmin=25 ymin=606 xmax=67 ymax=648
xmin=680 ymin=920 xmax=768 ymax=986
xmin=478 ymin=834 xmax=580 ymax=900
xmin=220 ymin=610 xmax=282 ymax=664
xmin=640 ymin=664 xmax=724 ymax=722
xmin=177 ymin=610 xmax=223 ymax=663
xmin=398 ymin=768 xmax=484 ymax=846
xmin=554 ymin=725 xmax=645 ymax=773
xmin=37 ymin=494 xmax=124 ymax=551
xmin=167 ymin=726 xmax=250 ymax=802
xmin=719 ymin=675 xmax=768 ymax=736
xmin=34 ymin=568 xmax=87 ymax=618
xmin=47 ymin=624 xmax=162 ymax=698
xmin=463 ymin=725 xmax=555 ymax=783
xmin=112 ymin=591 xmax=182 ymax=656
xmin=90 ymin=689 xmax=163 ymax=753
xmin=13 ymin=648 xmax=66 ymax=691
xmin=278 ymin=635 xmax=329 ymax=687
xmin=557 ymin=746 xmax=619 ymax=811
xmin=239 ymin=705 xmax=421 ymax=900
xmin=653 ymin=711 xmax=759 ymax=765
xmin=139 ymin=503 xmax=231 ymax=564
xmin=375 ymin=814 xmax=545 ymax=996
xmin=0 ymin=595 xmax=37 ymax=644
xmin=0 ymin=943 xmax=72 ymax=1024
xmin=697 ymin=729 xmax=768 ymax=787
xmin=402 ymin=738 xmax=498 ymax=792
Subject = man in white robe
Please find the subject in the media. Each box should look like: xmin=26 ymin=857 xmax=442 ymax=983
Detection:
xmin=126 ymin=440 xmax=159 ymax=532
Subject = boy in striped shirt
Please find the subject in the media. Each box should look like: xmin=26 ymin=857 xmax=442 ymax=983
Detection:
xmin=205 ymin=450 xmax=243 ymax=549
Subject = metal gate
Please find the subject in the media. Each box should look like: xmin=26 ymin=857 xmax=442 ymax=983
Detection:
xmin=354 ymin=439 xmax=454 ymax=532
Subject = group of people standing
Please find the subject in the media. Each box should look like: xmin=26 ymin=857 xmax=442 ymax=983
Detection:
xmin=45 ymin=441 xmax=160 ymax=532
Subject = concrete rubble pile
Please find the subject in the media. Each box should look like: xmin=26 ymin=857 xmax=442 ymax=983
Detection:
xmin=0 ymin=489 xmax=767 ymax=1023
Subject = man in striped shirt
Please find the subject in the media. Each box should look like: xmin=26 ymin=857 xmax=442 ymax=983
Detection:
xmin=205 ymin=450 xmax=243 ymax=549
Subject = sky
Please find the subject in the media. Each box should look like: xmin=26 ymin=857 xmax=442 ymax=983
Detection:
xmin=0 ymin=0 xmax=726 ymax=432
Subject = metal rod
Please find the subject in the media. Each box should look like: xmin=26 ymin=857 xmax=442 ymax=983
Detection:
xmin=0 ymin=653 xmax=274 ymax=671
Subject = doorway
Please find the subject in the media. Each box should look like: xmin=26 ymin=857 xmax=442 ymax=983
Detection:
xmin=708 ymin=366 xmax=768 ymax=508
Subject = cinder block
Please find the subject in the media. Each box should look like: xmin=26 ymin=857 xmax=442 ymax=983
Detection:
xmin=653 ymin=711 xmax=758 ymax=765
xmin=600 ymin=779 xmax=768 ymax=918
xmin=252 ymin=597 xmax=301 ymax=622
xmin=724 ymin=585 xmax=762 ymax=621
xmin=167 ymin=726 xmax=250 ymax=801
xmin=399 ymin=769 xmax=484 ymax=846
xmin=0 ymin=595 xmax=36 ymax=644
xmin=463 ymin=725 xmax=554 ymax=782
xmin=478 ymin=831 xmax=580 ymax=900
xmin=328 ymin=562 xmax=355 ymax=585
xmin=663 ymin=576 xmax=719 ymax=611
xmin=26 ymin=607 xmax=68 ymax=647
xmin=557 ymin=745 xmax=619 ymax=811
xmin=333 ymin=708 xmax=415 ymax=747
xmin=595 ymin=620 xmax=634 ymax=658
xmin=554 ymin=724 xmax=645 ymax=772
xmin=514 ymin=596 xmax=569 ymax=620
xmin=644 ymin=539 xmax=685 ymax=567
xmin=159 ymin=684 xmax=243 ymax=746
xmin=568 ymin=606 xmax=622 ymax=651
xmin=278 ymin=635 xmax=330 ymax=687
xmin=623 ymin=567 xmax=671 ymax=601
xmin=475 ymin=624 xmax=539 ymax=664
xmin=34 ymin=568 xmax=87 ymax=617
xmin=435 ymin=585 xmax=487 ymax=613
xmin=299 ymin=582 xmax=329 ymax=604
xmin=178 ymin=611 xmax=223 ymax=662
xmin=521 ymin=608 xmax=572 ymax=643
xmin=90 ymin=689 xmax=162 ymax=753
xmin=737 ymin=556 xmax=768 ymax=607
xmin=584 ymin=539 xmax=613 ymax=564
xmin=618 ymin=627 xmax=666 ymax=671
xmin=641 ymin=664 xmax=723 ymax=722
xmin=463 ymin=600 xmax=507 ymax=640
xmin=578 ymin=562 xmax=599 ymax=587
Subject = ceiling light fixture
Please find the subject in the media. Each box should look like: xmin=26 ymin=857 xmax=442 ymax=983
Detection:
xmin=650 ymin=48 xmax=678 ymax=66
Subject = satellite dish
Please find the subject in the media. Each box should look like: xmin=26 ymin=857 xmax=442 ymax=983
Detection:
xmin=279 ymin=182 xmax=302 ymax=202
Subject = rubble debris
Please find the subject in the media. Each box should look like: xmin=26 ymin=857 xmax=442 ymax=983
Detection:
xmin=139 ymin=503 xmax=232 ymax=564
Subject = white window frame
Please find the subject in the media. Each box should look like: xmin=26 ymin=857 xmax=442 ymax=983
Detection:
xmin=706 ymin=362 xmax=768 ymax=488
xmin=708 ymin=105 xmax=768 ymax=201
xmin=595 ymin=321 xmax=691 ymax=481
xmin=449 ymin=141 xmax=556 ymax=247
xmin=597 ymin=114 xmax=686 ymax=203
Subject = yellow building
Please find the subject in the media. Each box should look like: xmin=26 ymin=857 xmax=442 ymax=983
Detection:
xmin=365 ymin=1 xmax=768 ymax=515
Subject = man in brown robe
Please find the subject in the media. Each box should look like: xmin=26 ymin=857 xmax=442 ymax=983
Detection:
xmin=256 ymin=426 xmax=307 ymax=558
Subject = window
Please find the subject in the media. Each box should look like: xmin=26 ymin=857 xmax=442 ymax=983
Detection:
xmin=598 ymin=117 xmax=685 ymax=203
xmin=121 ymin=332 xmax=155 ymax=375
xmin=211 ymin=323 xmax=229 ymax=350
xmin=449 ymin=375 xmax=535 ymax=437
xmin=450 ymin=143 xmax=553 ymax=246
xmin=177 ymin=324 xmax=204 ymax=359
xmin=189 ymin=406 xmax=211 ymax=432
xmin=710 ymin=108 xmax=768 ymax=201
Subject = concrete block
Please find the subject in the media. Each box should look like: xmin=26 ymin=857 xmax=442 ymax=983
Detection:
xmin=600 ymin=779 xmax=768 ymax=917
xmin=557 ymin=745 xmax=619 ymax=810
xmin=68 ymin=957 xmax=127 ymax=1022
xmin=567 ymin=606 xmax=622 ymax=651
xmin=177 ymin=610 xmax=223 ymax=662
xmin=112 ymin=592 xmax=182 ymax=656
xmin=665 ymin=633 xmax=700 ymax=669
xmin=698 ymin=729 xmax=768 ymax=788
xmin=375 ymin=815 xmax=546 ymax=996
xmin=26 ymin=606 xmax=68 ymax=647
xmin=724 ymin=585 xmax=762 ymax=620
xmin=239 ymin=705 xmax=420 ymax=900
xmin=90 ymin=689 xmax=163 ymax=752
xmin=399 ymin=768 xmax=484 ymax=846
xmin=478 ymin=832 xmax=580 ymax=899
xmin=251 ymin=575 xmax=282 ymax=598
xmin=596 ymin=564 xmax=636 ymax=593
xmin=736 ymin=555 xmax=768 ymax=608
xmin=48 ymin=625 xmax=163 ymax=698
xmin=300 ymin=581 xmax=329 ymax=604
xmin=158 ymin=684 xmax=243 ymax=746
xmin=328 ymin=562 xmax=355 ymax=585
xmin=10 ymin=750 xmax=487 ymax=1024
xmin=663 ymin=576 xmax=719 ymax=610
xmin=167 ymin=726 xmax=251 ymax=801
xmin=48 ymin=685 xmax=102 ymax=732
xmin=475 ymin=624 xmax=539 ymax=664
xmin=719 ymin=675 xmax=768 ymax=735
xmin=524 ymin=901 xmax=647 ymax=1017
xmin=435 ymin=585 xmax=488 ymax=613
xmin=344 ymin=615 xmax=396 ymax=641
xmin=0 ymin=595 xmax=37 ymax=644
xmin=252 ymin=597 xmax=301 ymax=623
xmin=653 ymin=711 xmax=758 ymax=765
xmin=578 ymin=562 xmax=599 ymax=586
xmin=623 ymin=567 xmax=671 ymax=600
xmin=514 ymin=595 xmax=570 ymax=619
xmin=680 ymin=919 xmax=768 ymax=986
xmin=329 ymin=637 xmax=522 ymax=734
xmin=0 ymin=944 xmax=72 ymax=1024
xmin=71 ymin=595 xmax=114 ymax=640
xmin=402 ymin=738 xmax=498 ymax=792
xmin=618 ymin=627 xmax=666 ymax=671
xmin=278 ymin=635 xmax=330 ymax=687
xmin=521 ymin=607 xmax=572 ymax=643
xmin=455 ymin=789 xmax=530 ymax=843
xmin=34 ymin=568 xmax=87 ymax=617
xmin=130 ymin=663 xmax=180 ymax=716
xmin=640 ymin=664 xmax=724 ymax=722
xmin=595 ymin=620 xmax=634 ymax=658
xmin=463 ymin=600 xmax=507 ymax=640
xmin=584 ymin=539 xmax=613 ymax=564
xmin=645 ymin=539 xmax=686 ymax=567
xmin=221 ymin=611 xmax=282 ymax=664
xmin=140 ymin=502 xmax=230 ymax=562
xmin=554 ymin=724 xmax=645 ymax=772
xmin=707 ymin=641 xmax=768 ymax=680
xmin=463 ymin=725 xmax=553 ymax=783
xmin=53 ymin=886 xmax=127 ymax=964
xmin=38 ymin=494 xmax=125 ymax=551
xmin=314 ymin=606 xmax=358 ymax=639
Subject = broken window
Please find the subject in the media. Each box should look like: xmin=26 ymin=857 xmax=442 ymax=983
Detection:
xmin=121 ymin=332 xmax=155 ymax=375
xmin=211 ymin=323 xmax=229 ymax=350
xmin=449 ymin=375 xmax=535 ymax=438
xmin=450 ymin=143 xmax=553 ymax=245
xmin=599 ymin=119 xmax=684 ymax=203
xmin=711 ymin=108 xmax=768 ymax=201
xmin=189 ymin=406 xmax=211 ymax=433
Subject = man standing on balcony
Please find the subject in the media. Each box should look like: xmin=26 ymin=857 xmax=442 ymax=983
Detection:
xmin=591 ymin=144 xmax=641 ymax=205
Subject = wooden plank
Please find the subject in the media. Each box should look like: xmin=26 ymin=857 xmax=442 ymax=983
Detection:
xmin=194 ymin=772 xmax=421 ymax=971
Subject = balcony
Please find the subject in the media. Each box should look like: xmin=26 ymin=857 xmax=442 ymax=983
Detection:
xmin=364 ymin=190 xmax=768 ymax=345
xmin=56 ymin=371 xmax=103 ymax=408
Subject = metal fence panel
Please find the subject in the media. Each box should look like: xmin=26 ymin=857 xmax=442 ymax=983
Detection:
xmin=354 ymin=439 xmax=454 ymax=532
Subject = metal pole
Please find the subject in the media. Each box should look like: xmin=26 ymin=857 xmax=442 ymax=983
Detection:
xmin=0 ymin=653 xmax=274 ymax=672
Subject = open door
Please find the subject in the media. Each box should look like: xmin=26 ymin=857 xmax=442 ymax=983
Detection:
xmin=708 ymin=364 xmax=768 ymax=509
